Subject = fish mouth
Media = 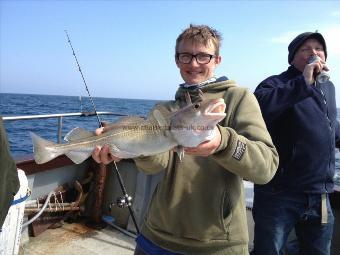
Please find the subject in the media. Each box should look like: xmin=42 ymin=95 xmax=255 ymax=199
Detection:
xmin=205 ymin=98 xmax=226 ymax=117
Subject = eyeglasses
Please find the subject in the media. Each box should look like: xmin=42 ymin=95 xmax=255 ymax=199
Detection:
xmin=176 ymin=53 xmax=216 ymax=64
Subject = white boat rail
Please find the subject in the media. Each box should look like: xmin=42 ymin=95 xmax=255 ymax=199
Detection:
xmin=2 ymin=111 xmax=131 ymax=143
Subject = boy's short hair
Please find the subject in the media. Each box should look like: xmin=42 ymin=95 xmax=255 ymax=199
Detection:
xmin=175 ymin=24 xmax=222 ymax=55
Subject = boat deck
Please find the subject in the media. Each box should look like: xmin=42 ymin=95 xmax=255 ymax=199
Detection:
xmin=19 ymin=222 xmax=135 ymax=255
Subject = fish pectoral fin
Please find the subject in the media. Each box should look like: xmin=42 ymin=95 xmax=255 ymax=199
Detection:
xmin=152 ymin=109 xmax=168 ymax=128
xmin=109 ymin=144 xmax=139 ymax=159
xmin=174 ymin=146 xmax=185 ymax=161
xmin=64 ymin=127 xmax=94 ymax=142
xmin=65 ymin=150 xmax=92 ymax=164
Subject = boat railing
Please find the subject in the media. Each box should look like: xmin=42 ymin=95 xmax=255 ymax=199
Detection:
xmin=3 ymin=111 xmax=130 ymax=143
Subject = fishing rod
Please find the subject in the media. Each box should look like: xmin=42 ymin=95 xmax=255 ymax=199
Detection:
xmin=112 ymin=161 xmax=140 ymax=234
xmin=64 ymin=30 xmax=102 ymax=128
xmin=64 ymin=30 xmax=140 ymax=235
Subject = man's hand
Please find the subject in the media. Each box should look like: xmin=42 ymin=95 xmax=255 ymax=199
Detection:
xmin=303 ymin=58 xmax=329 ymax=85
xmin=184 ymin=126 xmax=222 ymax=157
xmin=91 ymin=127 xmax=122 ymax=164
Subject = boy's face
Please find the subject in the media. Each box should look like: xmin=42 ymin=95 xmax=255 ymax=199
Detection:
xmin=176 ymin=39 xmax=221 ymax=85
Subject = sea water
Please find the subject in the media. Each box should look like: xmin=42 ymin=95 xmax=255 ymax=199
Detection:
xmin=1 ymin=92 xmax=340 ymax=187
xmin=0 ymin=93 xmax=158 ymax=155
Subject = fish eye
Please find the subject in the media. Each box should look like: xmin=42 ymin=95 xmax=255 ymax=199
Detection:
xmin=194 ymin=103 xmax=200 ymax=109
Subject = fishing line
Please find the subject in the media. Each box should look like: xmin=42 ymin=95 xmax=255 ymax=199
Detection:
xmin=64 ymin=30 xmax=102 ymax=128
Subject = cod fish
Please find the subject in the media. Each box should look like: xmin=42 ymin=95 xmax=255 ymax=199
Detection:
xmin=31 ymin=97 xmax=226 ymax=164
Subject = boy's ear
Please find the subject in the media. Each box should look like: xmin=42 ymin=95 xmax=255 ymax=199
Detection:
xmin=215 ymin=55 xmax=222 ymax=65
xmin=175 ymin=56 xmax=180 ymax=67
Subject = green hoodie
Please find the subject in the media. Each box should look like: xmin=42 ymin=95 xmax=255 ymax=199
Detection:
xmin=0 ymin=117 xmax=19 ymax=228
xmin=134 ymin=79 xmax=279 ymax=255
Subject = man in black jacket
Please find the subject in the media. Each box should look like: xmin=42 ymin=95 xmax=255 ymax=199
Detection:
xmin=252 ymin=32 xmax=340 ymax=255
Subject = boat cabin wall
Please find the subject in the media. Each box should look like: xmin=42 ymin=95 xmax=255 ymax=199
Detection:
xmin=97 ymin=160 xmax=164 ymax=231
xmin=16 ymin=156 xmax=91 ymax=200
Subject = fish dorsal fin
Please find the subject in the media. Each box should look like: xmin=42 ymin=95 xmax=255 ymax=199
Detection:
xmin=64 ymin=127 xmax=94 ymax=142
xmin=152 ymin=109 xmax=168 ymax=127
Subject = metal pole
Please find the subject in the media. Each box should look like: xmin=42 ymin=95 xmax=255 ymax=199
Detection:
xmin=57 ymin=116 xmax=63 ymax=143
xmin=91 ymin=163 xmax=107 ymax=226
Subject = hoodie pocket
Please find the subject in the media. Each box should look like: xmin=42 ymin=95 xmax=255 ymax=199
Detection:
xmin=146 ymin=183 xmax=231 ymax=242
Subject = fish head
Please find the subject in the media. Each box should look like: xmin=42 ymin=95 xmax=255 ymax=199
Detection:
xmin=170 ymin=97 xmax=226 ymax=147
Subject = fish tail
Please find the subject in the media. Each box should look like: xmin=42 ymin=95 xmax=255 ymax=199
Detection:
xmin=30 ymin=132 xmax=62 ymax=164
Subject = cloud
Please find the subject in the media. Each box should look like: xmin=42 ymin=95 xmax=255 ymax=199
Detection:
xmin=322 ymin=26 xmax=340 ymax=56
xmin=331 ymin=11 xmax=340 ymax=17
xmin=270 ymin=25 xmax=340 ymax=56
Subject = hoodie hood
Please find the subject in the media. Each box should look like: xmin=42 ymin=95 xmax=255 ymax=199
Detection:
xmin=175 ymin=77 xmax=237 ymax=103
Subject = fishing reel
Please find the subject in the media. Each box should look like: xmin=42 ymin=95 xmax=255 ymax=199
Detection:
xmin=109 ymin=194 xmax=133 ymax=210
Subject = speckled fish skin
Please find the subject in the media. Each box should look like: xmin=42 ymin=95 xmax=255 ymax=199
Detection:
xmin=31 ymin=98 xmax=226 ymax=164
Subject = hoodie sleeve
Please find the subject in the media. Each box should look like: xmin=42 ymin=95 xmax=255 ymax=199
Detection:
xmin=133 ymin=152 xmax=170 ymax=175
xmin=211 ymin=88 xmax=279 ymax=184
